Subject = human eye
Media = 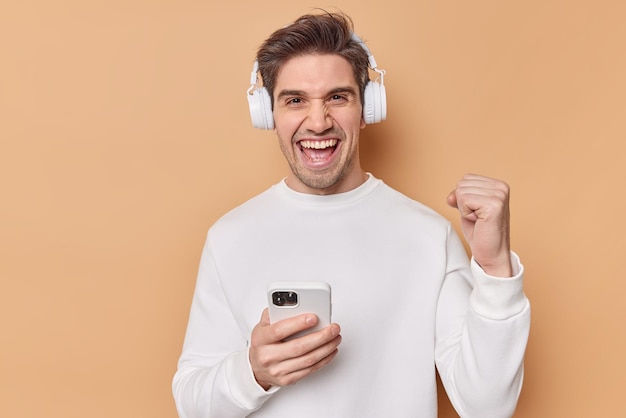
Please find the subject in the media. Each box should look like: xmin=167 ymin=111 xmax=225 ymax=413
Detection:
xmin=285 ymin=97 xmax=304 ymax=107
xmin=277 ymin=90 xmax=308 ymax=109
xmin=327 ymin=91 xmax=353 ymax=106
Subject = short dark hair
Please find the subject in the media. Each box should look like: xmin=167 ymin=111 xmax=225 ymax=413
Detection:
xmin=256 ymin=12 xmax=370 ymax=109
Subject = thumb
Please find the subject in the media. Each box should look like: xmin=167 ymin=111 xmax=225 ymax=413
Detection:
xmin=259 ymin=308 xmax=270 ymax=325
xmin=446 ymin=190 xmax=458 ymax=208
xmin=448 ymin=191 xmax=479 ymax=222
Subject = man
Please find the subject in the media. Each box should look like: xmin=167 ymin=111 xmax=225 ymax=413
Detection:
xmin=173 ymin=11 xmax=530 ymax=418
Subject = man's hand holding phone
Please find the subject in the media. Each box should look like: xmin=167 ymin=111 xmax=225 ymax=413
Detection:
xmin=249 ymin=282 xmax=341 ymax=391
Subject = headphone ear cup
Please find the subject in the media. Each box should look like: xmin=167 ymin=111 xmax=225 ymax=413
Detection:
xmin=362 ymin=81 xmax=387 ymax=124
xmin=247 ymin=87 xmax=274 ymax=130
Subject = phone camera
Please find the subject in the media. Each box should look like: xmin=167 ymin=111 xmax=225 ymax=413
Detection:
xmin=272 ymin=291 xmax=298 ymax=307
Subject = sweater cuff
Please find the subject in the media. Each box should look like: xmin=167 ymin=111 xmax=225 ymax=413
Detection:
xmin=470 ymin=251 xmax=528 ymax=320
xmin=225 ymin=348 xmax=279 ymax=411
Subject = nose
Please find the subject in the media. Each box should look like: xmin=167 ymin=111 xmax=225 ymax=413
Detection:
xmin=303 ymin=100 xmax=332 ymax=133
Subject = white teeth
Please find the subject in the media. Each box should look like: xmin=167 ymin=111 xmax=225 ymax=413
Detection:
xmin=300 ymin=139 xmax=338 ymax=149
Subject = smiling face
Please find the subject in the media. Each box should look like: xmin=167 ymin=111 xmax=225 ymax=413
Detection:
xmin=272 ymin=54 xmax=367 ymax=195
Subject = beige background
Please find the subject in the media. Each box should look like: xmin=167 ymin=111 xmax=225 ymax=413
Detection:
xmin=1 ymin=1 xmax=625 ymax=417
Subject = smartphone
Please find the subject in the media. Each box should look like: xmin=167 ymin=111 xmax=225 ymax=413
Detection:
xmin=267 ymin=281 xmax=332 ymax=340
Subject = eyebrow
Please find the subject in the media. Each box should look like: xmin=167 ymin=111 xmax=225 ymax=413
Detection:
xmin=276 ymin=86 xmax=359 ymax=100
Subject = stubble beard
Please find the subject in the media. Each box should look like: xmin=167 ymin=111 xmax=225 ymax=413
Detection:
xmin=281 ymin=140 xmax=355 ymax=192
xmin=292 ymin=158 xmax=353 ymax=191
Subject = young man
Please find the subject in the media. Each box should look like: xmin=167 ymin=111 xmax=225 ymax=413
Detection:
xmin=173 ymin=12 xmax=530 ymax=418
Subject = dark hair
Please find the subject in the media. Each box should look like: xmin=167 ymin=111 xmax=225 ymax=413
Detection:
xmin=256 ymin=12 xmax=370 ymax=108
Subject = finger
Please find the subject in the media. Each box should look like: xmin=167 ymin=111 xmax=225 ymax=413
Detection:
xmin=460 ymin=173 xmax=500 ymax=184
xmin=459 ymin=187 xmax=508 ymax=215
xmin=285 ymin=323 xmax=341 ymax=354
xmin=278 ymin=347 xmax=340 ymax=386
xmin=448 ymin=188 xmax=481 ymax=220
xmin=251 ymin=309 xmax=275 ymax=347
xmin=446 ymin=190 xmax=457 ymax=208
xmin=265 ymin=333 xmax=342 ymax=387
xmin=283 ymin=331 xmax=341 ymax=368
xmin=269 ymin=313 xmax=320 ymax=343
xmin=259 ymin=308 xmax=270 ymax=325
xmin=251 ymin=324 xmax=341 ymax=388
xmin=448 ymin=189 xmax=481 ymax=221
xmin=448 ymin=174 xmax=498 ymax=209
xmin=456 ymin=175 xmax=509 ymax=197
xmin=454 ymin=178 xmax=509 ymax=213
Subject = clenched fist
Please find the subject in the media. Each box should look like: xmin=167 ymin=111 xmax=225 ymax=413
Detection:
xmin=447 ymin=174 xmax=513 ymax=277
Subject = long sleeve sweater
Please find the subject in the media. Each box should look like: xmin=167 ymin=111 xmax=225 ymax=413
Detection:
xmin=173 ymin=174 xmax=530 ymax=418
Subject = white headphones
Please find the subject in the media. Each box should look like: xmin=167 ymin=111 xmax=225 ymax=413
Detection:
xmin=246 ymin=33 xmax=387 ymax=130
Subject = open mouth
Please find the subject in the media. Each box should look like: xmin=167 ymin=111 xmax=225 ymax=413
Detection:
xmin=298 ymin=139 xmax=339 ymax=164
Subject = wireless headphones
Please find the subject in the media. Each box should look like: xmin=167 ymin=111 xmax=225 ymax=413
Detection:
xmin=246 ymin=33 xmax=387 ymax=130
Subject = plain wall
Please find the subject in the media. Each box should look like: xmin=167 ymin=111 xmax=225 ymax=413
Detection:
xmin=1 ymin=1 xmax=625 ymax=417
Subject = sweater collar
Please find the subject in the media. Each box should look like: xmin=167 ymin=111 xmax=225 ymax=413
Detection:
xmin=274 ymin=173 xmax=381 ymax=207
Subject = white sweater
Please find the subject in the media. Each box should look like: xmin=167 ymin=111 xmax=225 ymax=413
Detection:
xmin=173 ymin=174 xmax=530 ymax=418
